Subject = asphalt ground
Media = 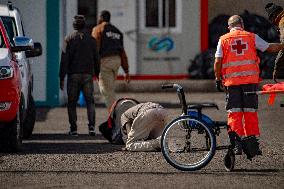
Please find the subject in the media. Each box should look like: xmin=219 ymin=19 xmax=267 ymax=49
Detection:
xmin=0 ymin=91 xmax=283 ymax=189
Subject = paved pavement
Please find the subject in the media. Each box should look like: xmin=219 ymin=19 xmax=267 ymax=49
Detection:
xmin=0 ymin=91 xmax=283 ymax=189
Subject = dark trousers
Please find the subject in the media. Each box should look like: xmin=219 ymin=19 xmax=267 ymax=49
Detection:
xmin=226 ymin=84 xmax=258 ymax=111
xmin=225 ymin=84 xmax=259 ymax=136
xmin=274 ymin=49 xmax=284 ymax=78
xmin=67 ymin=74 xmax=95 ymax=131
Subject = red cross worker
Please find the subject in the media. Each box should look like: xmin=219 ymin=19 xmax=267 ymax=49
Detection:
xmin=214 ymin=15 xmax=284 ymax=159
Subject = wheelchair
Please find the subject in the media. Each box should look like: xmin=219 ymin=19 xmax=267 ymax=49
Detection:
xmin=161 ymin=83 xmax=235 ymax=171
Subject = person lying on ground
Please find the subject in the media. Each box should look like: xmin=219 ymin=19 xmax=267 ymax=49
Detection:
xmin=99 ymin=99 xmax=170 ymax=152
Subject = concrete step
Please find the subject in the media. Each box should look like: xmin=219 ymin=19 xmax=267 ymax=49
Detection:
xmin=93 ymin=79 xmax=279 ymax=93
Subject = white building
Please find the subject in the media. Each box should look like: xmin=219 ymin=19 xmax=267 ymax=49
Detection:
xmin=1 ymin=0 xmax=282 ymax=106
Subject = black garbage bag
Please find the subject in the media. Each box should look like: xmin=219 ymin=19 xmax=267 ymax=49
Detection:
xmin=189 ymin=10 xmax=279 ymax=79
xmin=188 ymin=49 xmax=215 ymax=79
xmin=258 ymin=51 xmax=277 ymax=78
xmin=209 ymin=14 xmax=230 ymax=48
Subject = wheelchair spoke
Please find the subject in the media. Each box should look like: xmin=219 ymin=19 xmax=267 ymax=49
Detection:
xmin=162 ymin=116 xmax=216 ymax=171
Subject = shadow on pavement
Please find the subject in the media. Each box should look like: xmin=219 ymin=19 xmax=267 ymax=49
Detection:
xmin=231 ymin=169 xmax=282 ymax=173
xmin=20 ymin=142 xmax=123 ymax=155
xmin=17 ymin=133 xmax=123 ymax=154
xmin=0 ymin=169 xmax=281 ymax=176
xmin=36 ymin=107 xmax=51 ymax=122
xmin=28 ymin=133 xmax=107 ymax=141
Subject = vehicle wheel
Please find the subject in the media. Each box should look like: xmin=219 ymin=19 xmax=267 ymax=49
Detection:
xmin=1 ymin=109 xmax=23 ymax=152
xmin=224 ymin=149 xmax=235 ymax=172
xmin=23 ymin=96 xmax=36 ymax=139
xmin=161 ymin=115 xmax=216 ymax=171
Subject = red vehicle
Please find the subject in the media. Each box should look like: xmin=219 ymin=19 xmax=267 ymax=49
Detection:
xmin=0 ymin=18 xmax=33 ymax=151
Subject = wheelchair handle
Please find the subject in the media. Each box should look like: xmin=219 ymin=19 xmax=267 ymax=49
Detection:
xmin=161 ymin=84 xmax=174 ymax=89
xmin=162 ymin=83 xmax=187 ymax=114
xmin=162 ymin=83 xmax=183 ymax=90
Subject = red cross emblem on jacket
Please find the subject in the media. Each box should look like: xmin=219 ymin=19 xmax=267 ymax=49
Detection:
xmin=231 ymin=38 xmax=248 ymax=56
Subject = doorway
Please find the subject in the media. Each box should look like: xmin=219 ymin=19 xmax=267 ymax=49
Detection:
xmin=78 ymin=0 xmax=97 ymax=33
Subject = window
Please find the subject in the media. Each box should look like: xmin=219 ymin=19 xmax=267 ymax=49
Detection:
xmin=0 ymin=32 xmax=4 ymax=48
xmin=78 ymin=0 xmax=97 ymax=33
xmin=1 ymin=16 xmax=17 ymax=44
xmin=145 ymin=0 xmax=159 ymax=27
xmin=167 ymin=0 xmax=176 ymax=27
xmin=141 ymin=0 xmax=181 ymax=32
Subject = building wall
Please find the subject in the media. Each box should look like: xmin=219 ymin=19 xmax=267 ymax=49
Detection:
xmin=96 ymin=0 xmax=203 ymax=75
xmin=137 ymin=0 xmax=201 ymax=75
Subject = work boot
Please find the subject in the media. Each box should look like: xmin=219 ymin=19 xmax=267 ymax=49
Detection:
xmin=234 ymin=139 xmax=243 ymax=155
xmin=242 ymin=135 xmax=262 ymax=160
xmin=228 ymin=131 xmax=242 ymax=155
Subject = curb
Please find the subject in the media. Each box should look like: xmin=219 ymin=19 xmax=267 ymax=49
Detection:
xmin=93 ymin=79 xmax=277 ymax=93
xmin=115 ymin=80 xmax=216 ymax=92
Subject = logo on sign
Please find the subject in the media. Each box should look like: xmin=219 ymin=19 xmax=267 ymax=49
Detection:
xmin=148 ymin=36 xmax=174 ymax=52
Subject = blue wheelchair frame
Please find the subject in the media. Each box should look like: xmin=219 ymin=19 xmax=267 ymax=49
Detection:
xmin=161 ymin=83 xmax=235 ymax=171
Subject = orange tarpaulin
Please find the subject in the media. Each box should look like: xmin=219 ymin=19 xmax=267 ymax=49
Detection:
xmin=262 ymin=82 xmax=284 ymax=105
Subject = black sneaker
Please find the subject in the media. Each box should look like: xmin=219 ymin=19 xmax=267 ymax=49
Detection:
xmin=89 ymin=126 xmax=96 ymax=136
xmin=68 ymin=130 xmax=78 ymax=136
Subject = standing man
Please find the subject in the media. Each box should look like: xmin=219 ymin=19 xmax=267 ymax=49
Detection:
xmin=59 ymin=15 xmax=100 ymax=136
xmin=265 ymin=3 xmax=284 ymax=81
xmin=92 ymin=10 xmax=130 ymax=111
xmin=214 ymin=15 xmax=284 ymax=159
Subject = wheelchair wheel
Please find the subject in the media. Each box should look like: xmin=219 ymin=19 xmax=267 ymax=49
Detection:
xmin=161 ymin=115 xmax=216 ymax=171
xmin=224 ymin=149 xmax=235 ymax=172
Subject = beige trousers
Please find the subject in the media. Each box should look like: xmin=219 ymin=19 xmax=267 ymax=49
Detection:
xmin=98 ymin=55 xmax=121 ymax=110
xmin=126 ymin=108 xmax=168 ymax=152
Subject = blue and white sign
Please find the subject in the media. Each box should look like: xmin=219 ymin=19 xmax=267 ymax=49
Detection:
xmin=148 ymin=36 xmax=174 ymax=52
